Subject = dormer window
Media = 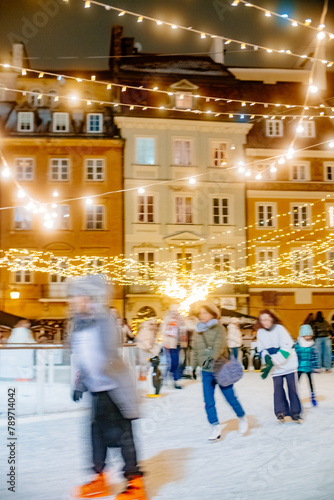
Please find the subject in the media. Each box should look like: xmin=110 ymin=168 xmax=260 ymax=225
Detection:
xmin=30 ymin=90 xmax=43 ymax=107
xmin=17 ymin=112 xmax=34 ymax=132
xmin=175 ymin=92 xmax=193 ymax=109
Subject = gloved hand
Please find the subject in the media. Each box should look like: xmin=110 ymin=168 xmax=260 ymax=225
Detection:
xmin=261 ymin=354 xmax=274 ymax=380
xmin=73 ymin=390 xmax=83 ymax=402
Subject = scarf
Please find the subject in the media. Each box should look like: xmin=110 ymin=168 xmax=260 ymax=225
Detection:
xmin=298 ymin=336 xmax=315 ymax=348
xmin=197 ymin=318 xmax=218 ymax=332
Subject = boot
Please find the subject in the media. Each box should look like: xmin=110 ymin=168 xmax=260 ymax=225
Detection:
xmin=311 ymin=392 xmax=318 ymax=407
xmin=208 ymin=424 xmax=221 ymax=442
xmin=115 ymin=476 xmax=147 ymax=500
xmin=74 ymin=472 xmax=112 ymax=498
xmin=277 ymin=414 xmax=285 ymax=424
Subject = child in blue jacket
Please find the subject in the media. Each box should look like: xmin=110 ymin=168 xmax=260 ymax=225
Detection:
xmin=295 ymin=324 xmax=319 ymax=407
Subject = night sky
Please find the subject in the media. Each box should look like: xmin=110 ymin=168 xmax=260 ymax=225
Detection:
xmin=0 ymin=0 xmax=333 ymax=70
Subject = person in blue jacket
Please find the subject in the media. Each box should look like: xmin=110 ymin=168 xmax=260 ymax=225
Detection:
xmin=295 ymin=324 xmax=320 ymax=407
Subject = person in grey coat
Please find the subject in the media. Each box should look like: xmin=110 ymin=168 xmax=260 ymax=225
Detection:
xmin=68 ymin=275 xmax=146 ymax=500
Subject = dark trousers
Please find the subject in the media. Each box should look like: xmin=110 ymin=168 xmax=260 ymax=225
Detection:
xmin=273 ymin=372 xmax=302 ymax=418
xmin=298 ymin=371 xmax=314 ymax=393
xmin=169 ymin=347 xmax=181 ymax=381
xmin=91 ymin=391 xmax=142 ymax=479
xmin=230 ymin=347 xmax=239 ymax=359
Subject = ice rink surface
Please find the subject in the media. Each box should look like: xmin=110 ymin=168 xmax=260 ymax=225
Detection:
xmin=0 ymin=371 xmax=333 ymax=500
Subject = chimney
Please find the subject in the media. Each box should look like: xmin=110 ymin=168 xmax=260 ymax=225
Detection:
xmin=210 ymin=38 xmax=224 ymax=65
xmin=12 ymin=43 xmax=25 ymax=71
xmin=122 ymin=37 xmax=135 ymax=56
xmin=109 ymin=25 xmax=123 ymax=72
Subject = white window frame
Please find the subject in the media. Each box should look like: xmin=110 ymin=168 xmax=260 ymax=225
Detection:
xmin=266 ymin=119 xmax=283 ymax=137
xmin=85 ymin=205 xmax=105 ymax=230
xmin=176 ymin=251 xmax=193 ymax=272
xmin=173 ymin=138 xmax=193 ymax=166
xmin=137 ymin=194 xmax=155 ymax=223
xmin=49 ymin=158 xmax=70 ymax=181
xmin=289 ymin=161 xmax=310 ymax=181
xmin=291 ymin=248 xmax=313 ymax=276
xmin=46 ymin=90 xmax=57 ymax=107
xmin=17 ymin=112 xmax=34 ymax=132
xmin=135 ymin=137 xmax=156 ymax=165
xmin=15 ymin=158 xmax=35 ymax=181
xmin=53 ymin=112 xmax=69 ymax=132
xmin=326 ymin=204 xmax=334 ymax=229
xmin=13 ymin=259 xmax=33 ymax=284
xmin=256 ymin=203 xmax=277 ymax=229
xmin=53 ymin=205 xmax=70 ymax=230
xmin=85 ymin=159 xmax=105 ymax=181
xmin=175 ymin=92 xmax=193 ymax=109
xmin=137 ymin=251 xmax=155 ymax=278
xmin=175 ymin=195 xmax=193 ymax=224
xmin=324 ymin=162 xmax=334 ymax=182
xmin=30 ymin=89 xmax=43 ymax=107
xmin=290 ymin=203 xmax=311 ymax=229
xmin=13 ymin=207 xmax=32 ymax=230
xmin=49 ymin=259 xmax=67 ymax=283
xmin=210 ymin=140 xmax=228 ymax=167
xmin=256 ymin=163 xmax=276 ymax=181
xmin=86 ymin=113 xmax=103 ymax=133
xmin=327 ymin=250 xmax=334 ymax=278
xmin=255 ymin=247 xmax=279 ymax=278
xmin=212 ymin=196 xmax=232 ymax=225
xmin=212 ymin=252 xmax=234 ymax=273
xmin=297 ymin=121 xmax=316 ymax=138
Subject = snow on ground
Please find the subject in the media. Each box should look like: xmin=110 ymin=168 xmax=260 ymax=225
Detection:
xmin=0 ymin=371 xmax=333 ymax=500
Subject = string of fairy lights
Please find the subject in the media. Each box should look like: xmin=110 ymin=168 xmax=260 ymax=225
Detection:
xmin=79 ymin=0 xmax=334 ymax=68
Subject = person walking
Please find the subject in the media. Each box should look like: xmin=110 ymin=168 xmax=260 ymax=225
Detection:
xmin=192 ymin=303 xmax=248 ymax=441
xmin=257 ymin=310 xmax=302 ymax=424
xmin=295 ymin=324 xmax=320 ymax=407
xmin=313 ymin=311 xmax=332 ymax=372
xmin=69 ymin=275 xmax=146 ymax=500
xmin=227 ymin=318 xmax=242 ymax=359
xmin=161 ymin=305 xmax=185 ymax=389
xmin=136 ymin=318 xmax=160 ymax=379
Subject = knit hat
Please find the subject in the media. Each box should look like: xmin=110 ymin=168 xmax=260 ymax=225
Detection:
xmin=67 ymin=274 xmax=110 ymax=302
xmin=299 ymin=324 xmax=313 ymax=337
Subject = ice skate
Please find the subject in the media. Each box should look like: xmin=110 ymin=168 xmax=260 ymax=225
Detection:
xmin=238 ymin=416 xmax=248 ymax=435
xmin=115 ymin=476 xmax=147 ymax=500
xmin=174 ymin=382 xmax=183 ymax=389
xmin=292 ymin=415 xmax=303 ymax=424
xmin=208 ymin=424 xmax=221 ymax=442
xmin=311 ymin=392 xmax=318 ymax=407
xmin=277 ymin=414 xmax=285 ymax=424
xmin=73 ymin=472 xmax=112 ymax=498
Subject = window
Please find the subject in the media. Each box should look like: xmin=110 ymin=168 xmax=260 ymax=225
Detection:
xmin=14 ymin=207 xmax=32 ymax=230
xmin=138 ymin=252 xmax=155 ymax=278
xmin=87 ymin=258 xmax=104 ymax=273
xmin=30 ymin=90 xmax=43 ymax=107
xmin=256 ymin=248 xmax=278 ymax=278
xmin=17 ymin=112 xmax=34 ymax=132
xmin=297 ymin=121 xmax=315 ymax=138
xmin=212 ymin=198 xmax=230 ymax=225
xmin=53 ymin=112 xmax=69 ymax=132
xmin=327 ymin=204 xmax=334 ymax=228
xmin=256 ymin=163 xmax=276 ymax=180
xmin=46 ymin=90 xmax=57 ymax=107
xmin=176 ymin=252 xmax=192 ymax=272
xmin=213 ymin=254 xmax=232 ymax=273
xmin=266 ymin=119 xmax=283 ymax=137
xmin=257 ymin=204 xmax=276 ymax=228
xmin=53 ymin=205 xmax=70 ymax=230
xmin=210 ymin=141 xmax=228 ymax=167
xmin=16 ymin=158 xmax=34 ymax=181
xmin=291 ymin=249 xmax=312 ymax=276
xmin=290 ymin=163 xmax=310 ymax=181
xmin=85 ymin=159 xmax=105 ymax=181
xmin=291 ymin=204 xmax=311 ymax=228
xmin=14 ymin=268 xmax=32 ymax=284
xmin=327 ymin=250 xmax=334 ymax=278
xmin=324 ymin=163 xmax=334 ymax=181
xmin=176 ymin=196 xmax=192 ymax=224
xmin=175 ymin=92 xmax=192 ymax=109
xmin=50 ymin=159 xmax=70 ymax=181
xmin=137 ymin=195 xmax=154 ymax=223
xmin=86 ymin=205 xmax=104 ymax=230
xmin=87 ymin=113 xmax=103 ymax=133
xmin=50 ymin=260 xmax=67 ymax=283
xmin=135 ymin=138 xmax=155 ymax=165
xmin=173 ymin=139 xmax=192 ymax=166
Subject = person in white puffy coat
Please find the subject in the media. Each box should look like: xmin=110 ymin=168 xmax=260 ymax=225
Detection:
xmin=256 ymin=309 xmax=301 ymax=424
xmin=135 ymin=319 xmax=160 ymax=378
xmin=227 ymin=318 xmax=242 ymax=359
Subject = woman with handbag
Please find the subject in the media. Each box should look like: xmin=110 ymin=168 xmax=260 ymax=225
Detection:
xmin=192 ymin=303 xmax=248 ymax=442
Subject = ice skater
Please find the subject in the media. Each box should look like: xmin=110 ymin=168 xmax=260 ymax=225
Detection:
xmin=69 ymin=275 xmax=146 ymax=499
xmin=257 ymin=310 xmax=302 ymax=424
xmin=295 ymin=324 xmax=319 ymax=407
xmin=192 ymin=303 xmax=248 ymax=441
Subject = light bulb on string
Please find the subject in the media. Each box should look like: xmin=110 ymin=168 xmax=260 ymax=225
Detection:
xmin=296 ymin=124 xmax=304 ymax=134
xmin=245 ymin=170 xmax=251 ymax=177
xmin=118 ymin=11 xmax=125 ymax=16
xmin=1 ymin=167 xmax=11 ymax=178
xmin=286 ymin=148 xmax=295 ymax=159
xmin=53 ymin=191 xmax=59 ymax=198
xmin=43 ymin=219 xmax=54 ymax=229
xmin=255 ymin=173 xmax=262 ymax=180
xmin=317 ymin=31 xmax=326 ymax=40
xmin=329 ymin=141 xmax=334 ymax=148
xmin=84 ymin=1 xmax=91 ymax=8
xmin=85 ymin=197 xmax=93 ymax=205
xmin=309 ymin=84 xmax=319 ymax=94
xmin=138 ymin=188 xmax=145 ymax=194
xmin=270 ymin=165 xmax=277 ymax=173
xmin=51 ymin=203 xmax=57 ymax=209
xmin=188 ymin=177 xmax=196 ymax=185
xmin=17 ymin=189 xmax=26 ymax=199
xmin=278 ymin=157 xmax=286 ymax=165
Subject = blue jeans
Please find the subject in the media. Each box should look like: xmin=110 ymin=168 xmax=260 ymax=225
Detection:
xmin=202 ymin=370 xmax=245 ymax=424
xmin=168 ymin=347 xmax=181 ymax=381
xmin=230 ymin=347 xmax=239 ymax=359
xmin=315 ymin=337 xmax=332 ymax=370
